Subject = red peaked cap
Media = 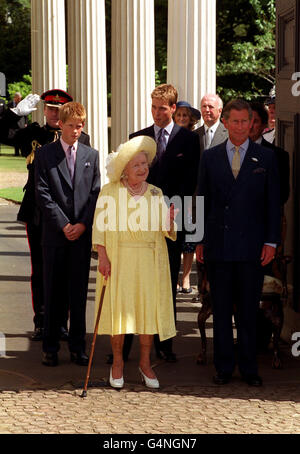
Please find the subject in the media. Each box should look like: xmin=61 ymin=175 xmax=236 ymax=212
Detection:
xmin=41 ymin=89 xmax=73 ymax=107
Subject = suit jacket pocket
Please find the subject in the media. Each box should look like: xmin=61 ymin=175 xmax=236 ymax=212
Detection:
xmin=253 ymin=167 xmax=266 ymax=174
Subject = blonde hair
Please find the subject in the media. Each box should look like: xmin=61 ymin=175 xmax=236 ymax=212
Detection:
xmin=151 ymin=84 xmax=178 ymax=106
xmin=59 ymin=102 xmax=86 ymax=123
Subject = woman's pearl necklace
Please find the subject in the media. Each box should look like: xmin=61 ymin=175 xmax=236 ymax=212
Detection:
xmin=123 ymin=179 xmax=147 ymax=196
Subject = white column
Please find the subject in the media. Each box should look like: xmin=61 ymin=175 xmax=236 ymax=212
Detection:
xmin=167 ymin=0 xmax=216 ymax=110
xmin=111 ymin=0 xmax=155 ymax=152
xmin=31 ymin=0 xmax=67 ymax=124
xmin=67 ymin=0 xmax=108 ymax=183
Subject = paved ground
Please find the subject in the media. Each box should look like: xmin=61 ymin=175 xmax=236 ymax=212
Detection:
xmin=0 ymin=171 xmax=27 ymax=190
xmin=0 ymin=201 xmax=300 ymax=436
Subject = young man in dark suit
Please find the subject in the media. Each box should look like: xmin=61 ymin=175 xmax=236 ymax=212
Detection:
xmin=125 ymin=84 xmax=200 ymax=362
xmin=196 ymin=99 xmax=281 ymax=386
xmin=35 ymin=102 xmax=100 ymax=366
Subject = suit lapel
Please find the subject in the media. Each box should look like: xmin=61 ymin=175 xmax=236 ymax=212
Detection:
xmin=227 ymin=141 xmax=261 ymax=198
xmin=217 ymin=141 xmax=234 ymax=182
xmin=236 ymin=141 xmax=258 ymax=180
xmin=148 ymin=125 xmax=155 ymax=139
xmin=199 ymin=126 xmax=205 ymax=151
xmin=145 ymin=123 xmax=179 ymax=146
xmin=149 ymin=123 xmax=179 ymax=167
xmin=56 ymin=141 xmax=73 ymax=189
xmin=74 ymin=143 xmax=89 ymax=187
xmin=211 ymin=123 xmax=227 ymax=148
xmin=167 ymin=123 xmax=180 ymax=147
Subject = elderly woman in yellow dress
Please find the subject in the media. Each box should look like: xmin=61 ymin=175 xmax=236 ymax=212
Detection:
xmin=92 ymin=136 xmax=177 ymax=389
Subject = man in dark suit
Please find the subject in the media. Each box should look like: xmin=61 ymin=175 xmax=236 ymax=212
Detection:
xmin=35 ymin=102 xmax=100 ymax=366
xmin=125 ymin=84 xmax=200 ymax=362
xmin=195 ymin=94 xmax=228 ymax=153
xmin=194 ymin=94 xmax=228 ymax=299
xmin=249 ymin=102 xmax=290 ymax=206
xmin=196 ymin=99 xmax=281 ymax=386
xmin=263 ymin=86 xmax=276 ymax=144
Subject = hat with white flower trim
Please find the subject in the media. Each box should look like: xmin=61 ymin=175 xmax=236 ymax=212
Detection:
xmin=106 ymin=136 xmax=157 ymax=183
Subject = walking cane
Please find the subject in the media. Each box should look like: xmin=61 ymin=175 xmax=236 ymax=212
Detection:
xmin=81 ymin=277 xmax=108 ymax=398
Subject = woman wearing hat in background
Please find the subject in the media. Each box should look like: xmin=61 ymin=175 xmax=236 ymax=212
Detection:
xmin=173 ymin=101 xmax=201 ymax=294
xmin=92 ymin=136 xmax=177 ymax=389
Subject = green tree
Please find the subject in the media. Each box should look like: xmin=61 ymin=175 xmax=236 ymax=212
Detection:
xmin=0 ymin=0 xmax=31 ymax=91
xmin=7 ymin=72 xmax=32 ymax=100
xmin=216 ymin=0 xmax=275 ymax=103
xmin=155 ymin=0 xmax=168 ymax=86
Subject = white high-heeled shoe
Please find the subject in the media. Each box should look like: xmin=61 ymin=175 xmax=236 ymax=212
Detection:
xmin=109 ymin=366 xmax=124 ymax=389
xmin=139 ymin=367 xmax=160 ymax=389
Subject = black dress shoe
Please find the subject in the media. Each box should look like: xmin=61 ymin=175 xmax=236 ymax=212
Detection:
xmin=242 ymin=374 xmax=263 ymax=387
xmin=70 ymin=351 xmax=89 ymax=366
xmin=155 ymin=349 xmax=164 ymax=360
xmin=31 ymin=327 xmax=43 ymax=341
xmin=181 ymin=287 xmax=193 ymax=294
xmin=42 ymin=352 xmax=58 ymax=367
xmin=106 ymin=354 xmax=113 ymax=364
xmin=161 ymin=351 xmax=177 ymax=363
xmin=60 ymin=327 xmax=69 ymax=341
xmin=213 ymin=372 xmax=232 ymax=385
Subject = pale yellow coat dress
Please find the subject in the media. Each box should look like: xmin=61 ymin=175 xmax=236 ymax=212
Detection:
xmin=92 ymin=181 xmax=177 ymax=341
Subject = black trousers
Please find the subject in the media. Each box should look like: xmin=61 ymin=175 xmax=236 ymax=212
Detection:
xmin=154 ymin=234 xmax=183 ymax=354
xmin=26 ymin=222 xmax=44 ymax=329
xmin=196 ymin=260 xmax=206 ymax=294
xmin=42 ymin=235 xmax=91 ymax=354
xmin=207 ymin=260 xmax=264 ymax=376
xmin=26 ymin=223 xmax=69 ymax=330
xmin=123 ymin=233 xmax=184 ymax=358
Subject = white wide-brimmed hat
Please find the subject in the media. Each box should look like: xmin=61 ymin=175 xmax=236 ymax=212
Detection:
xmin=106 ymin=135 xmax=157 ymax=183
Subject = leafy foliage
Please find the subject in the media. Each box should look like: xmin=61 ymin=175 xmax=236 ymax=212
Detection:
xmin=153 ymin=0 xmax=275 ymax=101
xmin=0 ymin=0 xmax=276 ymax=107
xmin=216 ymin=0 xmax=275 ymax=103
xmin=7 ymin=73 xmax=32 ymax=100
xmin=0 ymin=0 xmax=31 ymax=90
xmin=155 ymin=0 xmax=168 ymax=86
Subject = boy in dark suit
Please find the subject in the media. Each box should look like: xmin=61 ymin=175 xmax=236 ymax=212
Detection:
xmin=15 ymin=89 xmax=91 ymax=342
xmin=196 ymin=99 xmax=281 ymax=386
xmin=35 ymin=102 xmax=101 ymax=366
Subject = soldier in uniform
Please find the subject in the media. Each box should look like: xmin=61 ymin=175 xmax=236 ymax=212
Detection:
xmin=13 ymin=89 xmax=91 ymax=341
